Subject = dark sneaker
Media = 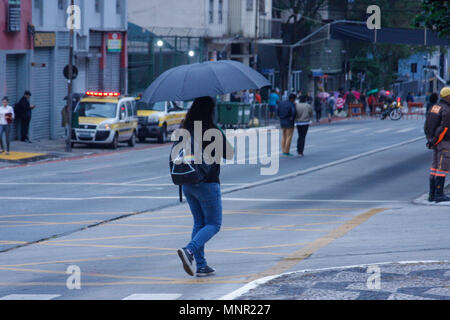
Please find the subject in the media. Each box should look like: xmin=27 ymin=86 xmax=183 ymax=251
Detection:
xmin=196 ymin=266 xmax=216 ymax=277
xmin=177 ymin=248 xmax=195 ymax=276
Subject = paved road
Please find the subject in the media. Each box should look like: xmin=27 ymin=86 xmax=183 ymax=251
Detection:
xmin=0 ymin=118 xmax=448 ymax=300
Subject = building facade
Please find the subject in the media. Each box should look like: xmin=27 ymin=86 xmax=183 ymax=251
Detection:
xmin=0 ymin=0 xmax=33 ymax=140
xmin=128 ymin=0 xmax=280 ymax=66
xmin=0 ymin=0 xmax=128 ymax=141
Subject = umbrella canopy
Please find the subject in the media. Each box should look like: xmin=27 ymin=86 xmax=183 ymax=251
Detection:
xmin=367 ymin=89 xmax=379 ymax=95
xmin=317 ymin=92 xmax=330 ymax=99
xmin=352 ymin=90 xmax=361 ymax=100
xmin=142 ymin=60 xmax=271 ymax=104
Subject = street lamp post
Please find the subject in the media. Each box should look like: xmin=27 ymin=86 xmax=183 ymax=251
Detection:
xmin=65 ymin=0 xmax=75 ymax=153
xmin=157 ymin=40 xmax=163 ymax=76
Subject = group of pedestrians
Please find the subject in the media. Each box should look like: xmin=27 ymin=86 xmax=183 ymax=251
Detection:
xmin=277 ymin=93 xmax=314 ymax=157
xmin=0 ymin=91 xmax=35 ymax=155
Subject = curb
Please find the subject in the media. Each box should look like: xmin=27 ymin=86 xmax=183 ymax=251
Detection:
xmin=219 ymin=260 xmax=450 ymax=300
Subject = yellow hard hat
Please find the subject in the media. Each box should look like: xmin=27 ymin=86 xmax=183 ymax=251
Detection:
xmin=440 ymin=87 xmax=450 ymax=98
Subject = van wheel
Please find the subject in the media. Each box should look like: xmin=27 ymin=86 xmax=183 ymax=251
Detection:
xmin=110 ymin=133 xmax=119 ymax=149
xmin=158 ymin=125 xmax=167 ymax=144
xmin=128 ymin=131 xmax=136 ymax=147
xmin=138 ymin=136 xmax=146 ymax=143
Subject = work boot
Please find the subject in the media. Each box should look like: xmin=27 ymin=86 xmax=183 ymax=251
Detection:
xmin=428 ymin=176 xmax=436 ymax=202
xmin=434 ymin=176 xmax=450 ymax=203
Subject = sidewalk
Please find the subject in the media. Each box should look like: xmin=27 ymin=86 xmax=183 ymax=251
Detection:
xmin=231 ymin=261 xmax=450 ymax=300
xmin=0 ymin=138 xmax=141 ymax=168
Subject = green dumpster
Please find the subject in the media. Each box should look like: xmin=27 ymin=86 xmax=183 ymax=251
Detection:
xmin=217 ymin=102 xmax=244 ymax=128
xmin=241 ymin=104 xmax=251 ymax=127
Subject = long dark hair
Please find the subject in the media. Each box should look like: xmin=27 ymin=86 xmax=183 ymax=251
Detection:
xmin=182 ymin=96 xmax=216 ymax=132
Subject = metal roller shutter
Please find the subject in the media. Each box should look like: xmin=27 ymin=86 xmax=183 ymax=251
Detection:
xmin=6 ymin=55 xmax=18 ymax=140
xmin=31 ymin=49 xmax=52 ymax=140
xmin=105 ymin=52 xmax=121 ymax=92
xmin=88 ymin=48 xmax=101 ymax=91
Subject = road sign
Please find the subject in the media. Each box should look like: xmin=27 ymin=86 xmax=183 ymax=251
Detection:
xmin=63 ymin=65 xmax=78 ymax=80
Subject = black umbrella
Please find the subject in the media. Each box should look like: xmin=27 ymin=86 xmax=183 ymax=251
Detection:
xmin=141 ymin=60 xmax=271 ymax=103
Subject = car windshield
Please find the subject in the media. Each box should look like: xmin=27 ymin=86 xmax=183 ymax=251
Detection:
xmin=137 ymin=101 xmax=166 ymax=112
xmin=76 ymin=102 xmax=117 ymax=118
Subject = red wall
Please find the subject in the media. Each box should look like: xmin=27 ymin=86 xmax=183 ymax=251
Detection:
xmin=0 ymin=0 xmax=32 ymax=50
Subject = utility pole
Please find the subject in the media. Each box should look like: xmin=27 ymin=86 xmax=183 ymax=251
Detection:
xmin=253 ymin=0 xmax=259 ymax=70
xmin=66 ymin=0 xmax=75 ymax=152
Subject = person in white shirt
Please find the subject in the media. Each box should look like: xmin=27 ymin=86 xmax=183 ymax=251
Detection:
xmin=0 ymin=97 xmax=15 ymax=155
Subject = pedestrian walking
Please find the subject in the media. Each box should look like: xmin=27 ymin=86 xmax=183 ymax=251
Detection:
xmin=295 ymin=95 xmax=313 ymax=157
xmin=314 ymin=96 xmax=322 ymax=123
xmin=254 ymin=90 xmax=262 ymax=104
xmin=176 ymin=97 xmax=234 ymax=277
xmin=426 ymin=92 xmax=439 ymax=115
xmin=14 ymin=91 xmax=35 ymax=143
xmin=406 ymin=92 xmax=414 ymax=104
xmin=327 ymin=94 xmax=336 ymax=123
xmin=277 ymin=93 xmax=297 ymax=156
xmin=0 ymin=97 xmax=14 ymax=155
xmin=425 ymin=87 xmax=450 ymax=203
xmin=268 ymin=89 xmax=280 ymax=119
xmin=336 ymin=95 xmax=345 ymax=114
xmin=368 ymin=93 xmax=377 ymax=114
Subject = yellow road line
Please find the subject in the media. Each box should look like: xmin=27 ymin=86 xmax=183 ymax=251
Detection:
xmin=0 ymin=253 xmax=174 ymax=268
xmin=247 ymin=208 xmax=386 ymax=281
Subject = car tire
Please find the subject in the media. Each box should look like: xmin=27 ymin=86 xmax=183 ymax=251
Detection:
xmin=110 ymin=133 xmax=119 ymax=149
xmin=71 ymin=142 xmax=75 ymax=148
xmin=157 ymin=124 xmax=167 ymax=144
xmin=128 ymin=131 xmax=136 ymax=147
xmin=138 ymin=136 xmax=146 ymax=143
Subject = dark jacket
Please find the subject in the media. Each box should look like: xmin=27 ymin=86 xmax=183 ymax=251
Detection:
xmin=277 ymin=100 xmax=296 ymax=128
xmin=424 ymin=99 xmax=450 ymax=147
xmin=15 ymin=96 xmax=32 ymax=119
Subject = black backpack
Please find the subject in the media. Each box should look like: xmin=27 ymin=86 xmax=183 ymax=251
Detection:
xmin=169 ymin=137 xmax=213 ymax=202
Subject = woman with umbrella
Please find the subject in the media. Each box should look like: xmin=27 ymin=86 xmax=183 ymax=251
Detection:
xmin=142 ymin=60 xmax=270 ymax=277
xmin=176 ymin=97 xmax=234 ymax=277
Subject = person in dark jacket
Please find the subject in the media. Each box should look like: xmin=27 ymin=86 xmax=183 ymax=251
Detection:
xmin=426 ymin=93 xmax=439 ymax=115
xmin=314 ymin=96 xmax=322 ymax=123
xmin=15 ymin=91 xmax=35 ymax=143
xmin=424 ymin=87 xmax=450 ymax=203
xmin=277 ymin=94 xmax=297 ymax=156
xmin=176 ymin=97 xmax=234 ymax=277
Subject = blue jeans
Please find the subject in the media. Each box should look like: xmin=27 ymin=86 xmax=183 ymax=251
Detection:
xmin=183 ymin=183 xmax=222 ymax=269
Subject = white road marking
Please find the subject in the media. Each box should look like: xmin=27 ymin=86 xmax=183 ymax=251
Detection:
xmin=122 ymin=293 xmax=182 ymax=300
xmin=374 ymin=128 xmax=395 ymax=133
xmin=397 ymin=127 xmax=417 ymax=133
xmin=0 ymin=294 xmax=60 ymax=300
xmin=350 ymin=128 xmax=369 ymax=133
xmin=327 ymin=128 xmax=348 ymax=134
xmin=123 ymin=175 xmax=168 ymax=184
xmin=221 ymin=197 xmax=406 ymax=203
xmin=0 ymin=137 xmax=424 ymax=202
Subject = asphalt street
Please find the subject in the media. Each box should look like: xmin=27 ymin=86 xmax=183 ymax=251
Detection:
xmin=0 ymin=117 xmax=448 ymax=300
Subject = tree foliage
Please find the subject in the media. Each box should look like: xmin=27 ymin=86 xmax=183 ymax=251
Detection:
xmin=414 ymin=0 xmax=450 ymax=38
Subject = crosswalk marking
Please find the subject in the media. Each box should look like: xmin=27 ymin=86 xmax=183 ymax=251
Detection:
xmin=327 ymin=128 xmax=348 ymax=133
xmin=122 ymin=293 xmax=182 ymax=300
xmin=0 ymin=294 xmax=60 ymax=300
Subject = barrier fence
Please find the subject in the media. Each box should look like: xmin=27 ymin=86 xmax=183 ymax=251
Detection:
xmin=217 ymin=101 xmax=427 ymax=130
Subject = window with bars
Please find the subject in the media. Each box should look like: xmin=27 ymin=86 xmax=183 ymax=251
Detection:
xmin=209 ymin=0 xmax=214 ymax=24
xmin=218 ymin=0 xmax=223 ymax=24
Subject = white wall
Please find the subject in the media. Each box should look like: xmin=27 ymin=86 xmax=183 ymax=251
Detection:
xmin=128 ymin=0 xmax=228 ymax=37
